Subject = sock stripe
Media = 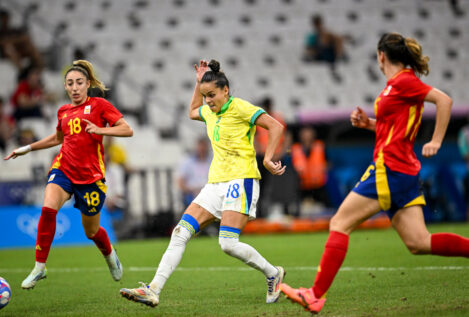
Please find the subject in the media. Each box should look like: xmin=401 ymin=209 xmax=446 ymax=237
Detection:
xmin=179 ymin=214 xmax=200 ymax=235
xmin=219 ymin=226 xmax=241 ymax=239
xmin=220 ymin=226 xmax=241 ymax=234
xmin=178 ymin=220 xmax=196 ymax=235
xmin=219 ymin=231 xmax=240 ymax=239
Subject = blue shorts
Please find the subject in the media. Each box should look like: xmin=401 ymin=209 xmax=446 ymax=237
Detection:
xmin=47 ymin=169 xmax=107 ymax=216
xmin=352 ymin=162 xmax=425 ymax=219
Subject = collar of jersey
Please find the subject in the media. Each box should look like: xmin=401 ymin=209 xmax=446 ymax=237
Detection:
xmin=217 ymin=96 xmax=233 ymax=116
xmin=72 ymin=96 xmax=90 ymax=107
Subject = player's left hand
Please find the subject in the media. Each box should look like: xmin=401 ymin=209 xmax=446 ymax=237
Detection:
xmin=422 ymin=141 xmax=441 ymax=157
xmin=264 ymin=160 xmax=286 ymax=176
xmin=83 ymin=119 xmax=101 ymax=135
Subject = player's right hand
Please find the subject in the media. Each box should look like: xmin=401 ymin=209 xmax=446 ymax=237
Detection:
xmin=194 ymin=60 xmax=210 ymax=83
xmin=350 ymin=106 xmax=370 ymax=129
xmin=3 ymin=145 xmax=31 ymax=160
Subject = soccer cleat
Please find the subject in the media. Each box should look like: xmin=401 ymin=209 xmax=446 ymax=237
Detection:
xmin=266 ymin=266 xmax=286 ymax=303
xmin=105 ymin=247 xmax=123 ymax=281
xmin=280 ymin=283 xmax=326 ymax=314
xmin=21 ymin=266 xmax=47 ymax=289
xmin=120 ymin=282 xmax=159 ymax=307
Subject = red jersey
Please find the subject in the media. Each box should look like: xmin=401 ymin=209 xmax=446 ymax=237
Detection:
xmin=373 ymin=69 xmax=432 ymax=175
xmin=51 ymin=97 xmax=123 ymax=184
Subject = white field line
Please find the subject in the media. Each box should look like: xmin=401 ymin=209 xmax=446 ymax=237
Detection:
xmin=1 ymin=266 xmax=469 ymax=273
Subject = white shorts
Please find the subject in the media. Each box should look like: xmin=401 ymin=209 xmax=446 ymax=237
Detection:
xmin=193 ymin=178 xmax=260 ymax=220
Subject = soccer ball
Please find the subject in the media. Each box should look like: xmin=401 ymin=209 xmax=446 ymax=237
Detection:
xmin=0 ymin=277 xmax=11 ymax=310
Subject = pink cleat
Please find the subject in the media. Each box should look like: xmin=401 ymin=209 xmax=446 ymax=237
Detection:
xmin=280 ymin=283 xmax=326 ymax=314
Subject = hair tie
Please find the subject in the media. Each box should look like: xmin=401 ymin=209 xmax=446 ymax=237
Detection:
xmin=71 ymin=64 xmax=89 ymax=78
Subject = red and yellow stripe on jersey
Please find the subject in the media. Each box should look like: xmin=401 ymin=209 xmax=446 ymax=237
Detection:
xmin=373 ymin=69 xmax=432 ymax=176
xmin=51 ymin=97 xmax=122 ymax=184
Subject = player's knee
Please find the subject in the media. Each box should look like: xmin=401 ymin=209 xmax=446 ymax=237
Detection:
xmin=404 ymin=240 xmax=427 ymax=255
xmin=172 ymin=214 xmax=200 ymax=244
xmin=170 ymin=225 xmax=192 ymax=246
xmin=329 ymin=215 xmax=349 ymax=234
xmin=85 ymin=228 xmax=99 ymax=239
xmin=402 ymin=233 xmax=432 ymax=255
xmin=219 ymin=237 xmax=237 ymax=256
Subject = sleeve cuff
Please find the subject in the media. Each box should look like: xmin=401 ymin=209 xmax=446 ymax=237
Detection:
xmin=250 ymin=109 xmax=266 ymax=125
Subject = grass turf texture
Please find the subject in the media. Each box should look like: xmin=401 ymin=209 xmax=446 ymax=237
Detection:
xmin=0 ymin=223 xmax=468 ymax=316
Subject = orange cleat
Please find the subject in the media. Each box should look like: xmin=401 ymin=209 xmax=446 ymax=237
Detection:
xmin=280 ymin=283 xmax=326 ymax=314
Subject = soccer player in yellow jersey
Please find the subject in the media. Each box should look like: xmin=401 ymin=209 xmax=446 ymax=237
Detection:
xmin=120 ymin=59 xmax=286 ymax=307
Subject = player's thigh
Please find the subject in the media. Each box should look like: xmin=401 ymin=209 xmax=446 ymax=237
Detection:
xmin=43 ymin=183 xmax=72 ymax=210
xmin=392 ymin=205 xmax=431 ymax=254
xmin=330 ymin=191 xmax=381 ymax=234
xmin=185 ymin=202 xmax=216 ymax=230
xmin=220 ymin=210 xmax=249 ymax=230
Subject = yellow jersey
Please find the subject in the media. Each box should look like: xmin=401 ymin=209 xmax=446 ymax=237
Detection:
xmin=198 ymin=96 xmax=265 ymax=183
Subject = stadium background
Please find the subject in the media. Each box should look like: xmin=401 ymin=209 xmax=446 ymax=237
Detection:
xmin=0 ymin=0 xmax=468 ymax=244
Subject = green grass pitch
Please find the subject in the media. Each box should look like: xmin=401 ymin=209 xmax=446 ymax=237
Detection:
xmin=0 ymin=223 xmax=468 ymax=316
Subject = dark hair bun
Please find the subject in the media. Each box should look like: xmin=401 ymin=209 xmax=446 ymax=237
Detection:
xmin=208 ymin=59 xmax=220 ymax=73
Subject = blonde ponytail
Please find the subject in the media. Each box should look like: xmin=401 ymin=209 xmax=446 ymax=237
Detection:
xmin=65 ymin=59 xmax=108 ymax=94
xmin=404 ymin=38 xmax=430 ymax=76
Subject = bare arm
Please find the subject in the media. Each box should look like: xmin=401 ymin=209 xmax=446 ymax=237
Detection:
xmin=421 ymin=88 xmax=452 ymax=157
xmin=189 ymin=60 xmax=210 ymax=121
xmin=189 ymin=81 xmax=204 ymax=121
xmin=83 ymin=118 xmax=133 ymax=137
xmin=350 ymin=106 xmax=376 ymax=131
xmin=4 ymin=131 xmax=63 ymax=160
xmin=31 ymin=131 xmax=64 ymax=150
xmin=255 ymin=113 xmax=286 ymax=176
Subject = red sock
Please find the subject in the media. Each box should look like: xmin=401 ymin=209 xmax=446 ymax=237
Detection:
xmin=90 ymin=227 xmax=112 ymax=256
xmin=312 ymin=231 xmax=349 ymax=299
xmin=431 ymin=233 xmax=469 ymax=257
xmin=35 ymin=207 xmax=58 ymax=263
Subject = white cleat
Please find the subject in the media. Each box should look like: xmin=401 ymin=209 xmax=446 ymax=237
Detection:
xmin=266 ymin=266 xmax=286 ymax=303
xmin=120 ymin=282 xmax=160 ymax=307
xmin=105 ymin=247 xmax=123 ymax=281
xmin=21 ymin=266 xmax=47 ymax=289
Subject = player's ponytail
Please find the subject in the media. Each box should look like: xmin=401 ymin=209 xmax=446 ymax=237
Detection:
xmin=201 ymin=59 xmax=230 ymax=89
xmin=65 ymin=59 xmax=108 ymax=94
xmin=404 ymin=37 xmax=430 ymax=76
xmin=377 ymin=32 xmax=430 ymax=76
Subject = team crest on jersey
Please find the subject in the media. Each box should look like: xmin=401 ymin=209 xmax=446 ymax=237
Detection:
xmin=84 ymin=105 xmax=91 ymax=114
xmin=383 ymin=85 xmax=392 ymax=96
xmin=48 ymin=174 xmax=56 ymax=182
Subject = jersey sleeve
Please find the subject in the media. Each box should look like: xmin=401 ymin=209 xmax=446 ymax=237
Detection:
xmin=237 ymin=100 xmax=266 ymax=125
xmin=398 ymin=75 xmax=433 ymax=103
xmin=99 ymin=98 xmax=123 ymax=126
xmin=56 ymin=107 xmax=64 ymax=131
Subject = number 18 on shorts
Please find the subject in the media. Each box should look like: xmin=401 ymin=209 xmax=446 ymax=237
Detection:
xmin=193 ymin=178 xmax=260 ymax=219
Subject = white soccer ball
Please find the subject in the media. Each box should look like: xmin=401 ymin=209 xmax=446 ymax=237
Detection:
xmin=0 ymin=277 xmax=11 ymax=309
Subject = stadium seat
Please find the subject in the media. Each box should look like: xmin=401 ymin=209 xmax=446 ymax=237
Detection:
xmin=1 ymin=0 xmax=468 ymax=215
